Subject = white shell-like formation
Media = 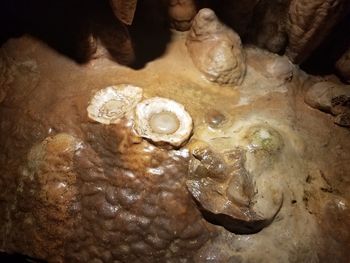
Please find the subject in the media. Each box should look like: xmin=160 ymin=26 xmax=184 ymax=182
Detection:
xmin=134 ymin=97 xmax=193 ymax=147
xmin=87 ymin=84 xmax=143 ymax=124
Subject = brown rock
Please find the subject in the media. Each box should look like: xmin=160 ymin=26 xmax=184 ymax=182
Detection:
xmin=5 ymin=134 xmax=79 ymax=262
xmin=286 ymin=0 xmax=350 ymax=63
xmin=109 ymin=0 xmax=137 ymax=25
xmin=334 ymin=112 xmax=350 ymax=127
xmin=168 ymin=0 xmax=198 ymax=31
xmin=186 ymin=140 xmax=283 ymax=234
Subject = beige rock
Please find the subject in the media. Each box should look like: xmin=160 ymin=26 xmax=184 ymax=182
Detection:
xmin=109 ymin=0 xmax=137 ymax=25
xmin=304 ymin=81 xmax=350 ymax=113
xmin=304 ymin=81 xmax=350 ymax=127
xmin=186 ymin=8 xmax=246 ymax=86
xmin=246 ymin=47 xmax=294 ymax=85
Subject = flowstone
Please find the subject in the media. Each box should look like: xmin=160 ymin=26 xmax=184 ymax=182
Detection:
xmin=0 ymin=9 xmax=350 ymax=263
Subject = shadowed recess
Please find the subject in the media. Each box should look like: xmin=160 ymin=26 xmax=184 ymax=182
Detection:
xmin=0 ymin=0 xmax=171 ymax=67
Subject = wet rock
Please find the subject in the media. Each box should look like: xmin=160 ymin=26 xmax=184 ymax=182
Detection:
xmin=205 ymin=109 xmax=226 ymax=129
xmin=87 ymin=84 xmax=143 ymax=125
xmin=186 ymin=8 xmax=246 ymax=86
xmin=65 ymin=122 xmax=211 ymax=262
xmin=10 ymin=134 xmax=80 ymax=261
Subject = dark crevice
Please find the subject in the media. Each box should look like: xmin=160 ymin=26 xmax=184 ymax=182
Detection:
xmin=191 ymin=196 xmax=271 ymax=235
xmin=128 ymin=0 xmax=171 ymax=69
xmin=0 ymin=0 xmax=171 ymax=67
xmin=0 ymin=252 xmax=47 ymax=263
xmin=300 ymin=13 xmax=350 ymax=76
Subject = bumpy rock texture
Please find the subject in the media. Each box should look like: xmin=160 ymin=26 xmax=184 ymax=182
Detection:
xmin=0 ymin=40 xmax=212 ymax=261
xmin=186 ymin=8 xmax=246 ymax=86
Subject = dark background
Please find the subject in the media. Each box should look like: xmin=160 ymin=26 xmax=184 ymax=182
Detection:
xmin=0 ymin=0 xmax=350 ymax=75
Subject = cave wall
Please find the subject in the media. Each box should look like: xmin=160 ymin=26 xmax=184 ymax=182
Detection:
xmin=1 ymin=0 xmax=350 ymax=76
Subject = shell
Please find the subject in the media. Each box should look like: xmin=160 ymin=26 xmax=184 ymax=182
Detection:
xmin=134 ymin=97 xmax=193 ymax=147
xmin=87 ymin=84 xmax=143 ymax=124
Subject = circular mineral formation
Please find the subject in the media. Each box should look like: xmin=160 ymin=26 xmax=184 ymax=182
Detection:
xmin=149 ymin=111 xmax=180 ymax=134
xmin=205 ymin=109 xmax=226 ymax=128
xmin=245 ymin=125 xmax=284 ymax=154
xmin=87 ymin=84 xmax=143 ymax=124
xmin=134 ymin=97 xmax=193 ymax=147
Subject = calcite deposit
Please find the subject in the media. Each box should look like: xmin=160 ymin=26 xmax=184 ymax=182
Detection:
xmin=186 ymin=9 xmax=246 ymax=86
xmin=134 ymin=97 xmax=193 ymax=147
xmin=0 ymin=4 xmax=350 ymax=263
xmin=87 ymin=84 xmax=143 ymax=124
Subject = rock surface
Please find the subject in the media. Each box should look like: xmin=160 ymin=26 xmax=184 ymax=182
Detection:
xmin=0 ymin=31 xmax=350 ymax=263
xmin=186 ymin=8 xmax=247 ymax=86
xmin=304 ymin=81 xmax=350 ymax=127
